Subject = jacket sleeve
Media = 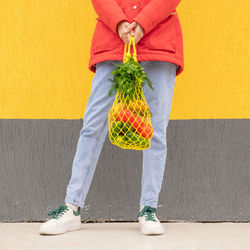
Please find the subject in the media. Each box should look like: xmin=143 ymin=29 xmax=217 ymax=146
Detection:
xmin=91 ymin=0 xmax=129 ymax=34
xmin=133 ymin=0 xmax=181 ymax=35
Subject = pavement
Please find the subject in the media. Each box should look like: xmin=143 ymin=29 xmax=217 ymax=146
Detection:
xmin=0 ymin=222 xmax=249 ymax=250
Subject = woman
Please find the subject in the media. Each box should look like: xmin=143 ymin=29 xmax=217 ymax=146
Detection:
xmin=39 ymin=0 xmax=184 ymax=236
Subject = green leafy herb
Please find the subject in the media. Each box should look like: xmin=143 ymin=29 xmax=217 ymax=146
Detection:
xmin=108 ymin=57 xmax=154 ymax=100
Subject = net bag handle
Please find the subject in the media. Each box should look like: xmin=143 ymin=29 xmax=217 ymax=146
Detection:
xmin=123 ymin=36 xmax=137 ymax=63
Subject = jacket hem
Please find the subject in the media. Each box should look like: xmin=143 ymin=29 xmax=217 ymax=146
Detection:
xmin=88 ymin=52 xmax=184 ymax=76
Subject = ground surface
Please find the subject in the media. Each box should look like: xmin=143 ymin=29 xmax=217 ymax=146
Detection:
xmin=0 ymin=222 xmax=249 ymax=250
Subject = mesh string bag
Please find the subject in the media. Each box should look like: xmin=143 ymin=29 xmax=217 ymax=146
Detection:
xmin=107 ymin=36 xmax=154 ymax=150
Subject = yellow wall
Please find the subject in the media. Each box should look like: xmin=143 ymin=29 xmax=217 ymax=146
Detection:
xmin=0 ymin=0 xmax=249 ymax=119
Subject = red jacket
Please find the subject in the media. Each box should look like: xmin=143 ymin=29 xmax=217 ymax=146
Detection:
xmin=89 ymin=0 xmax=184 ymax=76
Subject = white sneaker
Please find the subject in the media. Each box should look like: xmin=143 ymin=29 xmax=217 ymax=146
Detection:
xmin=137 ymin=205 xmax=165 ymax=235
xmin=39 ymin=204 xmax=81 ymax=235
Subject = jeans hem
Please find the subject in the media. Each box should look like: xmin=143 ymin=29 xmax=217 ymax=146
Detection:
xmin=64 ymin=196 xmax=84 ymax=209
xmin=140 ymin=201 xmax=158 ymax=209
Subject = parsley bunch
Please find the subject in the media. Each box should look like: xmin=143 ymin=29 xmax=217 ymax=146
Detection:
xmin=108 ymin=57 xmax=154 ymax=100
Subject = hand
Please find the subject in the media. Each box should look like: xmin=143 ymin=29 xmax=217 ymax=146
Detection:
xmin=117 ymin=21 xmax=145 ymax=44
xmin=127 ymin=21 xmax=144 ymax=44
xmin=117 ymin=21 xmax=132 ymax=44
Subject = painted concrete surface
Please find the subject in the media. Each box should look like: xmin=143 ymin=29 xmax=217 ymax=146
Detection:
xmin=1 ymin=1 xmax=249 ymax=120
xmin=0 ymin=223 xmax=249 ymax=250
xmin=0 ymin=119 xmax=249 ymax=222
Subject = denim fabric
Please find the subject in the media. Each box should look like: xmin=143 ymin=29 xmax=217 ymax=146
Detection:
xmin=65 ymin=60 xmax=176 ymax=209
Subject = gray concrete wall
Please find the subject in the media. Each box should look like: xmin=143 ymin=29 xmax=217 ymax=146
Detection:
xmin=0 ymin=119 xmax=249 ymax=222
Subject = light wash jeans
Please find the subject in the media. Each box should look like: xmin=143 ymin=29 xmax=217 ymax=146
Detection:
xmin=64 ymin=60 xmax=177 ymax=209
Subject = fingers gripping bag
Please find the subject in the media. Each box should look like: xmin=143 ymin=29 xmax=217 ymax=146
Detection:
xmin=107 ymin=36 xmax=154 ymax=150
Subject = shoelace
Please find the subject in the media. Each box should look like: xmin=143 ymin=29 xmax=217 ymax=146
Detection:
xmin=137 ymin=206 xmax=157 ymax=221
xmin=48 ymin=205 xmax=69 ymax=219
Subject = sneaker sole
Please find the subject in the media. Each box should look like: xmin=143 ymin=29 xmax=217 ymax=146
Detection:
xmin=139 ymin=222 xmax=165 ymax=235
xmin=141 ymin=227 xmax=165 ymax=235
xmin=39 ymin=223 xmax=81 ymax=235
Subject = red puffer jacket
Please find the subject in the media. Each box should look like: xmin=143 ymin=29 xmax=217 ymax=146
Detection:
xmin=89 ymin=0 xmax=184 ymax=76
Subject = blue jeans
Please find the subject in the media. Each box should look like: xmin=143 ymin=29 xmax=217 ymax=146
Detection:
xmin=64 ymin=60 xmax=176 ymax=209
